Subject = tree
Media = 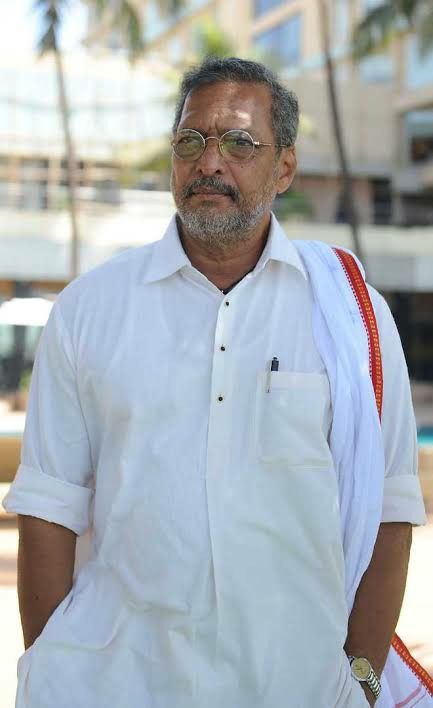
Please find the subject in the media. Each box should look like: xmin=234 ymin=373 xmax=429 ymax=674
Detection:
xmin=118 ymin=20 xmax=235 ymax=179
xmin=317 ymin=0 xmax=365 ymax=265
xmin=352 ymin=0 xmax=433 ymax=61
xmin=192 ymin=18 xmax=234 ymax=60
xmin=35 ymin=0 xmax=182 ymax=279
xmin=351 ymin=1 xmax=433 ymax=232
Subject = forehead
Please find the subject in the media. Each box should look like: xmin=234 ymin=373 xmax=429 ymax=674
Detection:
xmin=178 ymin=81 xmax=273 ymax=135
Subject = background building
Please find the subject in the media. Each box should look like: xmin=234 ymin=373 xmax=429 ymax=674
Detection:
xmin=124 ymin=0 xmax=433 ymax=227
xmin=0 ymin=0 xmax=432 ymax=388
xmin=2 ymin=0 xmax=432 ymax=226
xmin=0 ymin=48 xmax=172 ymax=216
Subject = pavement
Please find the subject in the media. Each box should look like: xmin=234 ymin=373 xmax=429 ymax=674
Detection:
xmin=0 ymin=514 xmax=432 ymax=708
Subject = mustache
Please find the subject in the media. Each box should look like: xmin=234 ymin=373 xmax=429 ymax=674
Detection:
xmin=182 ymin=177 xmax=240 ymax=203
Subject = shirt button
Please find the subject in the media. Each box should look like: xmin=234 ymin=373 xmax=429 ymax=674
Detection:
xmin=225 ymin=301 xmax=230 ymax=307
xmin=220 ymin=345 xmax=226 ymax=351
xmin=218 ymin=395 xmax=224 ymax=402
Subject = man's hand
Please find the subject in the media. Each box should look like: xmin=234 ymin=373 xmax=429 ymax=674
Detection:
xmin=17 ymin=515 xmax=77 ymax=649
xmin=345 ymin=522 xmax=412 ymax=706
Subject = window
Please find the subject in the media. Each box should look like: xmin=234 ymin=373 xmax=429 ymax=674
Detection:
xmin=255 ymin=14 xmax=302 ymax=70
xmin=355 ymin=1 xmax=395 ymax=80
xmin=362 ymin=0 xmax=382 ymax=9
xmin=370 ymin=179 xmax=392 ymax=225
xmin=334 ymin=0 xmax=349 ymax=46
xmin=405 ymin=36 xmax=433 ymax=90
xmin=144 ymin=0 xmax=206 ymax=41
xmin=254 ymin=0 xmax=287 ymax=18
xmin=168 ymin=37 xmax=183 ymax=64
xmin=359 ymin=54 xmax=394 ymax=83
xmin=405 ymin=110 xmax=433 ymax=163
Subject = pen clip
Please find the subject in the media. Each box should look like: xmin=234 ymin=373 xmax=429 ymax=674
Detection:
xmin=267 ymin=357 xmax=279 ymax=393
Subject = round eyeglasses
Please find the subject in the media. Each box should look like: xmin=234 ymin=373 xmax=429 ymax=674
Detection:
xmin=171 ymin=128 xmax=289 ymax=163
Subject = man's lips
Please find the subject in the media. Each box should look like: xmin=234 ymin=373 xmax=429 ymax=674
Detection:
xmin=183 ymin=181 xmax=239 ymax=201
xmin=190 ymin=190 xmax=232 ymax=199
xmin=192 ymin=189 xmax=229 ymax=195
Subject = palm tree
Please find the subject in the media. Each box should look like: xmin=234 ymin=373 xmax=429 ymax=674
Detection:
xmin=352 ymin=0 xmax=433 ymax=61
xmin=317 ymin=0 xmax=365 ymax=265
xmin=35 ymin=0 xmax=182 ymax=280
xmin=36 ymin=1 xmax=80 ymax=280
xmin=117 ymin=20 xmax=235 ymax=180
xmin=192 ymin=18 xmax=235 ymax=60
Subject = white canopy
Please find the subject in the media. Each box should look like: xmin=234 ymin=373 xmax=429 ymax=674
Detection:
xmin=0 ymin=298 xmax=53 ymax=327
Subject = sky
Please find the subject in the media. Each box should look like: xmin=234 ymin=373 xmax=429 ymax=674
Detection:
xmin=0 ymin=0 xmax=89 ymax=55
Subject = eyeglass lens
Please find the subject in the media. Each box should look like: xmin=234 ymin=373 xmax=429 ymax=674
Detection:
xmin=173 ymin=130 xmax=255 ymax=162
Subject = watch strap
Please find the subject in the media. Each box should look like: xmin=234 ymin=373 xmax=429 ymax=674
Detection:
xmin=349 ymin=656 xmax=381 ymax=699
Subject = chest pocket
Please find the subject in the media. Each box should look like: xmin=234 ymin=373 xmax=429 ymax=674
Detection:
xmin=255 ymin=371 xmax=333 ymax=468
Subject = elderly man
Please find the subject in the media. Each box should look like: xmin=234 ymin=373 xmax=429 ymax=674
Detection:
xmin=4 ymin=58 xmax=428 ymax=708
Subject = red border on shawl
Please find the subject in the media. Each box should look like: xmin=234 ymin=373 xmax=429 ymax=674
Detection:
xmin=333 ymin=247 xmax=433 ymax=697
xmin=333 ymin=248 xmax=383 ymax=421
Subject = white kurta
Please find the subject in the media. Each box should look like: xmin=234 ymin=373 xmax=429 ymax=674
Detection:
xmin=3 ymin=216 xmax=426 ymax=708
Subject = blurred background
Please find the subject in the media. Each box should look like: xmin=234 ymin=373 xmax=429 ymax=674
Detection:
xmin=0 ymin=0 xmax=432 ymax=705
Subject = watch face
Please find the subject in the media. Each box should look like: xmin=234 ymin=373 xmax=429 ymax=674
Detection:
xmin=351 ymin=657 xmax=371 ymax=681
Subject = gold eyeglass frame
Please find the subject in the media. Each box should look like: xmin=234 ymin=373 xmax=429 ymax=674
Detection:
xmin=171 ymin=128 xmax=290 ymax=162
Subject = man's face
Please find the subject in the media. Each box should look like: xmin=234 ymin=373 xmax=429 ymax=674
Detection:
xmin=171 ymin=81 xmax=296 ymax=247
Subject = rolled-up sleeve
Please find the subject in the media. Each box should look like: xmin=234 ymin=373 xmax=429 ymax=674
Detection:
xmin=382 ymin=474 xmax=426 ymax=525
xmin=2 ymin=301 xmax=94 ymax=535
xmin=369 ymin=288 xmax=427 ymax=526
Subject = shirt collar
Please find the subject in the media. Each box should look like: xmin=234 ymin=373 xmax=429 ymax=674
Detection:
xmin=254 ymin=213 xmax=307 ymax=280
xmin=142 ymin=212 xmax=307 ymax=284
xmin=143 ymin=215 xmax=190 ymax=284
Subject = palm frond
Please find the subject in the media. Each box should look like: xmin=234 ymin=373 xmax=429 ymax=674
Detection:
xmin=398 ymin=0 xmax=420 ymax=22
xmin=416 ymin=3 xmax=433 ymax=56
xmin=33 ymin=0 xmax=69 ymax=9
xmin=157 ymin=0 xmax=184 ymax=19
xmin=115 ymin=1 xmax=145 ymax=59
xmin=35 ymin=0 xmax=61 ymax=54
xmin=92 ymin=0 xmax=107 ymax=13
xmin=34 ymin=0 xmax=76 ymax=54
xmin=351 ymin=0 xmax=433 ymax=60
xmin=193 ymin=20 xmax=234 ymax=60
xmin=351 ymin=3 xmax=406 ymax=60
xmin=90 ymin=0 xmax=145 ymax=59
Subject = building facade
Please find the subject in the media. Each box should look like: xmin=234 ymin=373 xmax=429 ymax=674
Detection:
xmin=1 ymin=1 xmax=432 ymax=226
xmin=0 ymin=48 xmax=173 ymax=215
xmin=137 ymin=0 xmax=433 ymax=227
xmin=0 ymin=0 xmax=432 ymax=386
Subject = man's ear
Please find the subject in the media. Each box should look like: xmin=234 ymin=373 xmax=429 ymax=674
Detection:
xmin=276 ymin=147 xmax=297 ymax=194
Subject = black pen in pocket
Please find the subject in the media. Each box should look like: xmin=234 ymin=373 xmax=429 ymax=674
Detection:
xmin=267 ymin=357 xmax=279 ymax=393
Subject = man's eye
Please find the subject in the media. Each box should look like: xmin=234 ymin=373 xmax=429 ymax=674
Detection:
xmin=178 ymin=136 xmax=195 ymax=145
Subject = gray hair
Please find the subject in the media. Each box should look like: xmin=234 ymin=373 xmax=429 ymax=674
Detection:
xmin=172 ymin=56 xmax=299 ymax=149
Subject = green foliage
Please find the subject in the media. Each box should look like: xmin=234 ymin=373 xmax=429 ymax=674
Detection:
xmin=90 ymin=0 xmax=185 ymax=60
xmin=35 ymin=0 xmax=67 ymax=53
xmin=417 ymin=4 xmax=433 ymax=56
xmin=138 ymin=150 xmax=172 ymax=173
xmin=352 ymin=0 xmax=433 ymax=60
xmin=153 ymin=0 xmax=184 ymax=18
xmin=34 ymin=0 xmax=151 ymax=59
xmin=18 ymin=369 xmax=32 ymax=393
xmin=129 ymin=19 xmax=234 ymax=173
xmin=192 ymin=19 xmax=234 ymax=59
xmin=118 ymin=165 xmax=142 ymax=188
xmin=91 ymin=0 xmax=145 ymax=59
xmin=273 ymin=190 xmax=313 ymax=221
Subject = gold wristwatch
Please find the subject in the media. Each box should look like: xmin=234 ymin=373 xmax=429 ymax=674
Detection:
xmin=349 ymin=656 xmax=381 ymax=700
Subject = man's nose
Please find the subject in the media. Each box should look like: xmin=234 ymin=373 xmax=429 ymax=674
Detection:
xmin=195 ymin=137 xmax=225 ymax=175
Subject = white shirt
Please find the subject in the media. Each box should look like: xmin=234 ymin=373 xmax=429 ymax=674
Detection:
xmin=4 ymin=215 xmax=426 ymax=708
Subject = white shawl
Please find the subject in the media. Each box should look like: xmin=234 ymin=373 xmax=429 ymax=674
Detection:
xmin=294 ymin=240 xmax=433 ymax=708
